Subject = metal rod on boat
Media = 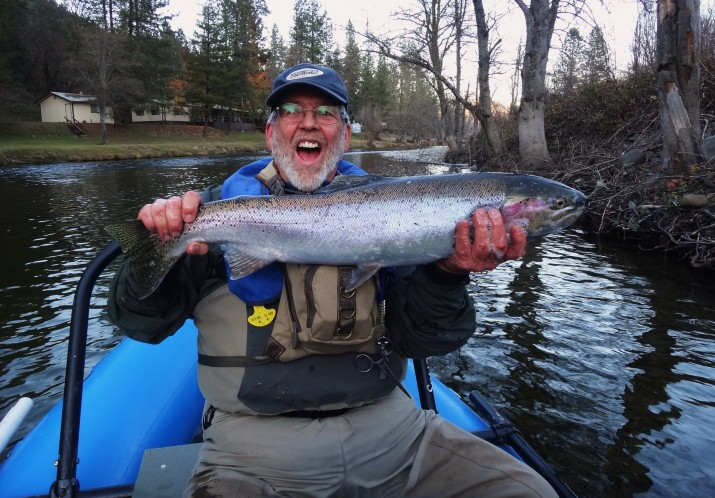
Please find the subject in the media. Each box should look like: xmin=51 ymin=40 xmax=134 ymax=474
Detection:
xmin=50 ymin=241 xmax=122 ymax=498
xmin=413 ymin=358 xmax=437 ymax=412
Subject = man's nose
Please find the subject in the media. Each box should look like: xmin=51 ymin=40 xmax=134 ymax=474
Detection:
xmin=299 ymin=109 xmax=319 ymax=128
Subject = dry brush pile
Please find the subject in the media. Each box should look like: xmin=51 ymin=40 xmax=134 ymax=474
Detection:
xmin=449 ymin=73 xmax=715 ymax=269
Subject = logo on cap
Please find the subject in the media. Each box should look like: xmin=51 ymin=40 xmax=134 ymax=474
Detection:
xmin=286 ymin=68 xmax=325 ymax=81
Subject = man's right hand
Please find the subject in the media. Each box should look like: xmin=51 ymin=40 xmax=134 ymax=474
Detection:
xmin=137 ymin=191 xmax=209 ymax=255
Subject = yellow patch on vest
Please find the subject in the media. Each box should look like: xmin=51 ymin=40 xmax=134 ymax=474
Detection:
xmin=248 ymin=305 xmax=276 ymax=327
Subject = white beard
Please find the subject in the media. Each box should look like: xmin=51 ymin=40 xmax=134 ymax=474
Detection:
xmin=271 ymin=128 xmax=347 ymax=192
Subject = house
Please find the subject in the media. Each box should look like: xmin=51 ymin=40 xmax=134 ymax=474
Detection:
xmin=37 ymin=92 xmax=191 ymax=125
xmin=36 ymin=92 xmax=114 ymax=124
xmin=131 ymin=100 xmax=191 ymax=125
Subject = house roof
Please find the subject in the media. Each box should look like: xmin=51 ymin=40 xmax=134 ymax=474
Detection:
xmin=36 ymin=92 xmax=99 ymax=104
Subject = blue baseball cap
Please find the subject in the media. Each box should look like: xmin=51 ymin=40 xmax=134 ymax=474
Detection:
xmin=266 ymin=63 xmax=348 ymax=108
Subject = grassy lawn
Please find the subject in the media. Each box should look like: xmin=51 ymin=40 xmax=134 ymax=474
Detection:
xmin=0 ymin=122 xmax=380 ymax=165
xmin=0 ymin=122 xmax=271 ymax=165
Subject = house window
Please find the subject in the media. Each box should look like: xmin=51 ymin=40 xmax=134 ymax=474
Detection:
xmin=90 ymin=104 xmax=100 ymax=114
xmin=136 ymin=109 xmax=145 ymax=116
xmin=150 ymin=108 xmax=159 ymax=115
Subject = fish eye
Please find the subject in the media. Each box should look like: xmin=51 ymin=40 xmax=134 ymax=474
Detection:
xmin=553 ymin=198 xmax=566 ymax=209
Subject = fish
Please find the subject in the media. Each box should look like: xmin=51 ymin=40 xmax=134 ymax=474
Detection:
xmin=106 ymin=173 xmax=587 ymax=298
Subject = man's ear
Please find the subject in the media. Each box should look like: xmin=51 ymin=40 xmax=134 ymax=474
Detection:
xmin=265 ymin=122 xmax=274 ymax=150
xmin=344 ymin=122 xmax=352 ymax=150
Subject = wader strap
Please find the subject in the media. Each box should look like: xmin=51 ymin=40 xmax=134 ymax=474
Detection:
xmin=265 ymin=268 xmax=299 ymax=360
xmin=337 ymin=266 xmax=357 ymax=338
xmin=255 ymin=161 xmax=285 ymax=195
xmin=198 ymin=353 xmax=273 ymax=367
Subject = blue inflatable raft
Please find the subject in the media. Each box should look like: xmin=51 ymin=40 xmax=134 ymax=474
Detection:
xmin=0 ymin=242 xmax=576 ymax=497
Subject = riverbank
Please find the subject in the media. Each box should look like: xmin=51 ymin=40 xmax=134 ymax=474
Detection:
xmin=445 ymin=115 xmax=715 ymax=270
xmin=0 ymin=122 xmax=399 ymax=165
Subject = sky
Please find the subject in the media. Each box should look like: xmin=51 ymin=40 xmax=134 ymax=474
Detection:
xmin=169 ymin=0 xmax=401 ymax=41
xmin=162 ymin=0 xmax=685 ymax=104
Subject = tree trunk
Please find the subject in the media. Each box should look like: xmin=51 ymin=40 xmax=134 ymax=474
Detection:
xmin=656 ymin=0 xmax=702 ymax=174
xmin=99 ymin=107 xmax=109 ymax=144
xmin=473 ymin=0 xmax=506 ymax=156
xmin=423 ymin=0 xmax=456 ymax=150
xmin=515 ymin=0 xmax=559 ymax=169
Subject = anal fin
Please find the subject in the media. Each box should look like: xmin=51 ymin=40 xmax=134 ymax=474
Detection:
xmin=223 ymin=245 xmax=275 ymax=279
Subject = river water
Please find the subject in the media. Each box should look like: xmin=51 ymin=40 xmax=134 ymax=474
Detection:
xmin=1 ymin=148 xmax=713 ymax=497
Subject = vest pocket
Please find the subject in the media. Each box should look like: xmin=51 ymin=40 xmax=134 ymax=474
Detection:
xmin=267 ymin=264 xmax=381 ymax=361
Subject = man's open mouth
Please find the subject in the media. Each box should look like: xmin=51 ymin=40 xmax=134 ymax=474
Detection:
xmin=297 ymin=140 xmax=322 ymax=162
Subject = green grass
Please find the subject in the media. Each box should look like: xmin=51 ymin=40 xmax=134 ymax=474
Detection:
xmin=0 ymin=122 xmax=379 ymax=165
xmin=0 ymin=122 xmax=269 ymax=165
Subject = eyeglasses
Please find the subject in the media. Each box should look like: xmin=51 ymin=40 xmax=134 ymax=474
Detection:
xmin=274 ymin=103 xmax=342 ymax=125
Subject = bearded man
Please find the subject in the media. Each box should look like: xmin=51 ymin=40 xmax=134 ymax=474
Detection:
xmin=109 ymin=63 xmax=556 ymax=497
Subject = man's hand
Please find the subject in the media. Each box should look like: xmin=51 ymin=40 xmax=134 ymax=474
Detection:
xmin=436 ymin=208 xmax=527 ymax=274
xmin=137 ymin=191 xmax=208 ymax=255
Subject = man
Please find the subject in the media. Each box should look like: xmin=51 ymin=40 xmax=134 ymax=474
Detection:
xmin=109 ymin=63 xmax=557 ymax=497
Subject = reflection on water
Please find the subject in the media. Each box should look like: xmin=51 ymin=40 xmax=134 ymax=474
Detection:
xmin=1 ymin=148 xmax=714 ymax=497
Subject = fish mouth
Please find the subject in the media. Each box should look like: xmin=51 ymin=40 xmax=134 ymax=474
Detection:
xmin=530 ymin=204 xmax=586 ymax=236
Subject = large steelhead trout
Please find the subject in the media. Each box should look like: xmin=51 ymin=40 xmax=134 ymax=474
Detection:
xmin=106 ymin=173 xmax=586 ymax=298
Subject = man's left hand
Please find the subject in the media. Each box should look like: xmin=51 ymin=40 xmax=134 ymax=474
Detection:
xmin=436 ymin=208 xmax=527 ymax=274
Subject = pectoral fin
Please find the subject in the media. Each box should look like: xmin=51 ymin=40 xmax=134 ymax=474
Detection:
xmin=345 ymin=264 xmax=381 ymax=292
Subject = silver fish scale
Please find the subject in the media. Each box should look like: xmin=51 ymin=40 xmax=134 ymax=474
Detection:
xmin=108 ymin=172 xmax=586 ymax=296
xmin=180 ymin=175 xmax=509 ymax=267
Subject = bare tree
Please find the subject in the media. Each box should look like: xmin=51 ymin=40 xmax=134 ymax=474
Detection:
xmin=419 ymin=0 xmax=458 ymax=149
xmin=631 ymin=3 xmax=658 ymax=74
xmin=75 ymin=27 xmax=124 ymax=144
xmin=363 ymin=1 xmax=461 ymax=148
xmin=365 ymin=0 xmax=506 ymax=155
xmin=453 ymin=0 xmax=468 ymax=146
xmin=509 ymin=41 xmax=523 ymax=113
xmin=656 ymin=0 xmax=702 ymax=174
xmin=514 ymin=0 xmax=560 ymax=169
xmin=474 ymin=0 xmax=506 ymax=155
xmin=357 ymin=104 xmax=383 ymax=146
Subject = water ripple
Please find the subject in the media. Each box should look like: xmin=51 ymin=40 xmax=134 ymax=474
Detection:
xmin=1 ymin=154 xmax=714 ymax=498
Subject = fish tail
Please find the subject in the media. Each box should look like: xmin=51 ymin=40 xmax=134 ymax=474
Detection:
xmin=105 ymin=220 xmax=181 ymax=298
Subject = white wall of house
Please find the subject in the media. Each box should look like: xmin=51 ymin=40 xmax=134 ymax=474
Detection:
xmin=39 ymin=93 xmax=114 ymax=124
xmin=131 ymin=106 xmax=190 ymax=123
xmin=39 ymin=92 xmax=194 ymax=125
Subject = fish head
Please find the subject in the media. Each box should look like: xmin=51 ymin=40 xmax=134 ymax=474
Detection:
xmin=501 ymin=176 xmax=587 ymax=237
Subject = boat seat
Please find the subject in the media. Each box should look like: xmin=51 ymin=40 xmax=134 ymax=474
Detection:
xmin=133 ymin=443 xmax=201 ymax=497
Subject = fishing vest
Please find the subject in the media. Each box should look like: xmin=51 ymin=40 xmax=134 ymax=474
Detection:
xmin=195 ymin=160 xmax=405 ymax=415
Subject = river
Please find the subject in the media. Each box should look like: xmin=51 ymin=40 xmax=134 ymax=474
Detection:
xmin=1 ymin=148 xmax=713 ymax=497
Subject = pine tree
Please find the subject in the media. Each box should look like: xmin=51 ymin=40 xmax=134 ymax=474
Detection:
xmin=266 ymin=24 xmax=287 ymax=82
xmin=185 ymin=0 xmax=230 ymax=137
xmin=220 ymin=0 xmax=268 ymax=124
xmin=341 ymin=21 xmax=361 ymax=115
xmin=287 ymin=0 xmax=333 ymax=65
xmin=583 ymin=26 xmax=613 ymax=84
xmin=373 ymin=54 xmax=392 ymax=111
xmin=551 ymin=28 xmax=584 ymax=96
